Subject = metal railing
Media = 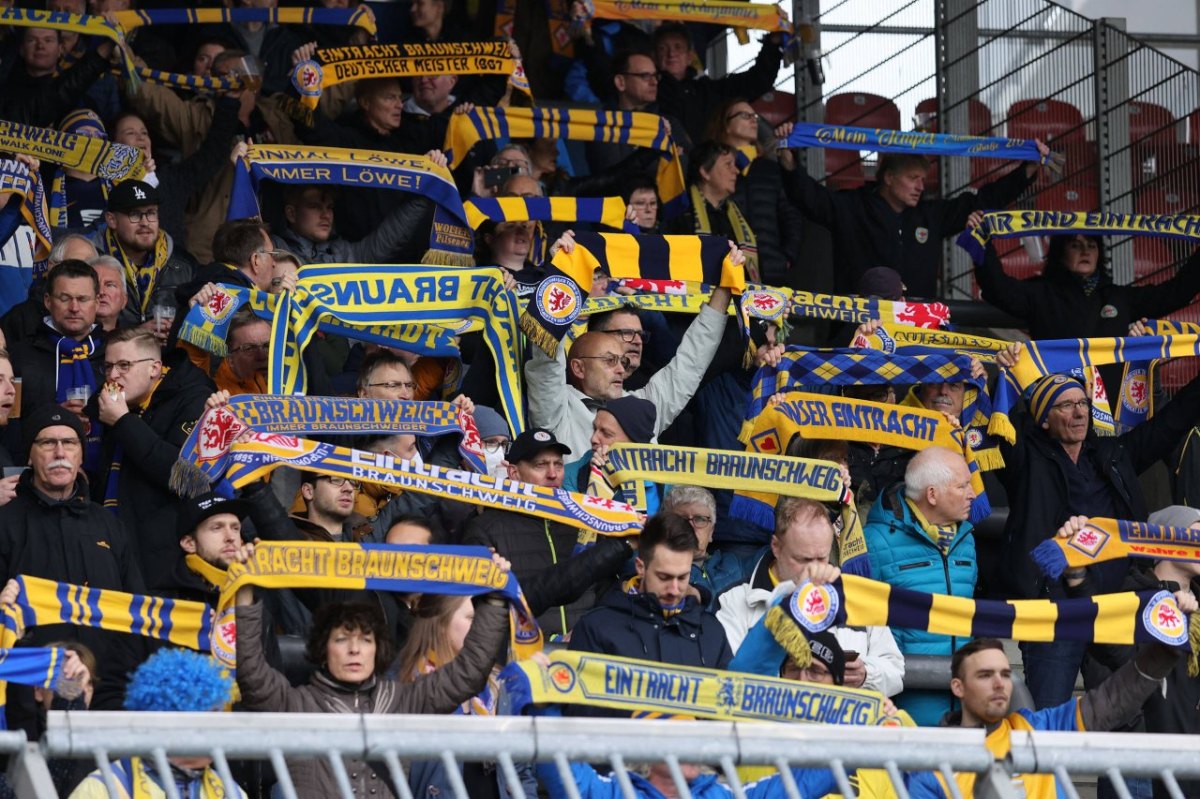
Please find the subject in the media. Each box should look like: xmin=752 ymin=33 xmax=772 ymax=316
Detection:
xmin=20 ymin=711 xmax=1200 ymax=799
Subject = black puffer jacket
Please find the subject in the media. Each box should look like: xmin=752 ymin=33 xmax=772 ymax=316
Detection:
xmin=568 ymin=584 xmax=732 ymax=669
xmin=998 ymin=373 xmax=1200 ymax=600
xmin=89 ymin=348 xmax=215 ymax=586
xmin=731 ymin=155 xmax=805 ymax=285
xmin=782 ymin=161 xmax=1035 ymax=297
xmin=0 ymin=473 xmax=146 ymax=713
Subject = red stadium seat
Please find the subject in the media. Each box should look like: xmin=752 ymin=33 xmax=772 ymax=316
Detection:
xmin=1133 ymin=238 xmax=1173 ymax=284
xmin=1034 ymin=183 xmax=1099 ymax=213
xmin=1135 ymin=144 xmax=1200 ymax=199
xmin=913 ymin=97 xmax=993 ymax=135
xmin=824 ymin=93 xmax=901 ymax=130
xmin=751 ymin=90 xmax=796 ymax=128
xmin=1056 ymin=140 xmax=1099 ymax=186
xmin=1135 ymin=185 xmax=1199 ymax=216
xmin=1190 ymin=109 xmax=1200 ymax=145
xmin=824 ymin=148 xmax=868 ymax=190
xmin=1127 ymin=101 xmax=1177 ymax=151
xmin=1006 ymin=99 xmax=1086 ymax=145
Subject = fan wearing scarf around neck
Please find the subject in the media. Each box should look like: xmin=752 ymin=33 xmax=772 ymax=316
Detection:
xmin=705 ymin=98 xmax=794 ymax=285
xmin=396 ymin=592 xmax=538 ymax=799
xmin=94 ymin=179 xmax=194 ymax=331
xmin=667 ymin=140 xmax=760 ymax=282
xmin=48 ymin=109 xmax=110 ymax=231
xmin=11 ymin=259 xmax=102 ymax=418
xmin=571 ymin=394 xmax=661 ymax=514
xmin=569 ymin=512 xmax=733 ymax=672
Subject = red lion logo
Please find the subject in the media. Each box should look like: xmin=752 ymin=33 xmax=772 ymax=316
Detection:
xmin=804 ymin=591 xmax=827 ymax=616
xmin=197 ymin=408 xmax=246 ymax=462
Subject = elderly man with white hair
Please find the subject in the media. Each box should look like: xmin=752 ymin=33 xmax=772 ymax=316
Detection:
xmin=88 ymin=256 xmax=128 ymax=333
xmin=863 ymin=445 xmax=978 ymax=725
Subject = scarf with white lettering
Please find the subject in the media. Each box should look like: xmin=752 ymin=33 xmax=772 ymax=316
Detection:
xmin=957 ymin=211 xmax=1200 ymax=263
xmin=0 ymin=158 xmax=51 ymax=276
xmin=1031 ymin=517 xmax=1200 ymax=579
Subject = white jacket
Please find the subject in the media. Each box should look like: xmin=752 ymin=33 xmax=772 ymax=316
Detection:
xmin=716 ymin=561 xmax=905 ymax=697
xmin=525 ymin=303 xmax=727 ymax=458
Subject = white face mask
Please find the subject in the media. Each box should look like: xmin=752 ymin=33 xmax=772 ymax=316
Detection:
xmin=484 ymin=447 xmax=506 ymax=479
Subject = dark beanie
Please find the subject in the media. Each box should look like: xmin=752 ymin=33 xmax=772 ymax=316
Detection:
xmin=601 ymin=396 xmax=657 ymax=444
xmin=807 ymin=629 xmax=846 ymax=686
xmin=22 ymin=405 xmax=88 ymax=455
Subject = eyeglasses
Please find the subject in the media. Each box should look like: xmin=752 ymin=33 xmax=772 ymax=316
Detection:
xmin=622 ymin=71 xmax=660 ymax=82
xmin=727 ymin=110 xmax=758 ymax=122
xmin=482 ymin=440 xmax=510 ymax=454
xmin=50 ymin=293 xmax=96 ymax=306
xmin=605 ymin=328 xmax=650 ymax=344
xmin=573 ymin=354 xmax=630 ymax=369
xmin=32 ymin=437 xmax=81 ymax=451
xmin=120 ymin=209 xmax=158 ymax=223
xmin=682 ymin=514 xmax=713 ymax=528
xmin=230 ymin=342 xmax=270 ymax=354
xmin=102 ymin=358 xmax=157 ymax=375
xmin=253 ymin=249 xmax=285 ymax=260
xmin=1051 ymin=398 xmax=1091 ymax=413
xmin=320 ymin=476 xmax=361 ymax=490
xmin=368 ymin=380 xmax=416 ymax=391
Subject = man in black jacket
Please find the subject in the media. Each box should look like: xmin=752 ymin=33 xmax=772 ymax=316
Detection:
xmin=0 ymin=404 xmax=145 ymax=715
xmin=11 ymin=259 xmax=105 ymax=421
xmin=462 ymin=428 xmax=608 ymax=637
xmin=777 ymin=126 xmax=1050 ymax=297
xmin=998 ymin=367 xmax=1200 ymax=709
xmin=92 ymin=327 xmax=215 ymax=587
xmin=652 ymin=24 xmax=783 ymax=145
xmin=570 ymin=511 xmax=731 ymax=669
xmin=0 ymin=28 xmax=116 ymax=127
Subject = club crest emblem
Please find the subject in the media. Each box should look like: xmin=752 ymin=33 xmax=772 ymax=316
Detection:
xmin=914 ymin=227 xmax=929 ymax=244
xmin=1067 ymin=524 xmax=1109 ymax=557
xmin=1143 ymin=591 xmax=1187 ymax=646
xmin=535 ymin=277 xmax=581 ymax=325
xmin=789 ymin=580 xmax=839 ymax=633
xmin=291 ymin=60 xmax=324 ymax=98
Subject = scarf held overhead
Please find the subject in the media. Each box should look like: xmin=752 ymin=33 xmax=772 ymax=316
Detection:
xmin=0 ymin=8 xmax=139 ymax=85
xmin=0 ymin=158 xmax=51 ymax=274
xmin=776 ymin=575 xmax=1200 ymax=675
xmin=178 ymin=265 xmax=525 ymax=431
xmin=0 ymin=120 xmax=146 ymax=183
xmin=113 ymin=6 xmax=376 ymax=33
xmin=293 ymin=41 xmax=529 ymax=111
xmin=170 ymin=432 xmax=644 ymax=540
xmin=214 ymin=542 xmax=542 ymax=663
xmin=958 ymin=211 xmax=1200 ymax=263
xmin=784 ymin=123 xmax=1054 ymax=164
xmin=464 ymin=196 xmax=634 ymax=232
xmin=445 ymin=107 xmax=687 ymax=217
xmin=174 ymin=396 xmax=487 ymax=490
xmin=1031 ymin=518 xmax=1200 ymax=579
xmin=500 ymin=649 xmax=890 ymax=725
xmin=525 ymin=231 xmax=742 ymax=356
xmin=228 ymin=144 xmax=473 ymax=265
xmin=581 ymin=0 xmax=791 ymax=33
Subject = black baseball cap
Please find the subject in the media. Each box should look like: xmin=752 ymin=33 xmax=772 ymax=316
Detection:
xmin=107 ymin=180 xmax=159 ymax=213
xmin=176 ymin=492 xmax=251 ymax=539
xmin=506 ymin=428 xmax=571 ymax=463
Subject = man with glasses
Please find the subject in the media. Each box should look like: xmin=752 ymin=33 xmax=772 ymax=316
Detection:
xmin=0 ymin=404 xmax=146 ymax=715
xmin=584 ymin=50 xmax=687 ymax=176
xmin=587 ymin=307 xmax=655 ymax=389
xmin=214 ymin=309 xmax=270 ymax=394
xmin=716 ymin=496 xmax=904 ymax=697
xmin=95 ymin=181 xmax=195 ymax=332
xmin=92 ymin=327 xmax=215 ymax=587
xmin=11 ymin=260 xmax=105 ymax=419
xmin=662 ymin=486 xmax=753 ymax=612
xmin=528 ymin=236 xmax=734 ymax=458
xmin=997 ymin=366 xmax=1200 ymax=710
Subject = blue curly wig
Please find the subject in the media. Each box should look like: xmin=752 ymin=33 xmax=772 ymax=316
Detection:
xmin=124 ymin=648 xmax=233 ymax=712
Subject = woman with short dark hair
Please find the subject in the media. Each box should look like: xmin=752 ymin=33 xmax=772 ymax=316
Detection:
xmin=234 ymin=548 xmax=513 ymax=799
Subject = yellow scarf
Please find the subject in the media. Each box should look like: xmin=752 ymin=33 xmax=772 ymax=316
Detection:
xmin=689 ymin=184 xmax=759 ymax=283
xmin=103 ymin=226 xmax=171 ymax=316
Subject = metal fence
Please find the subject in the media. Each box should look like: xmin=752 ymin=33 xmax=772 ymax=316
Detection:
xmin=15 ymin=711 xmax=1200 ymax=799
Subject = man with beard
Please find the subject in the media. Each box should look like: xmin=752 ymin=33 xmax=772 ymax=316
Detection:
xmin=93 ymin=181 xmax=195 ymax=331
xmin=169 ymin=492 xmax=251 ymax=602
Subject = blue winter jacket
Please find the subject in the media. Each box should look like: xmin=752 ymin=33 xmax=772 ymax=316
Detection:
xmin=863 ymin=484 xmax=977 ymax=725
xmin=538 ymin=761 xmax=837 ymax=799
